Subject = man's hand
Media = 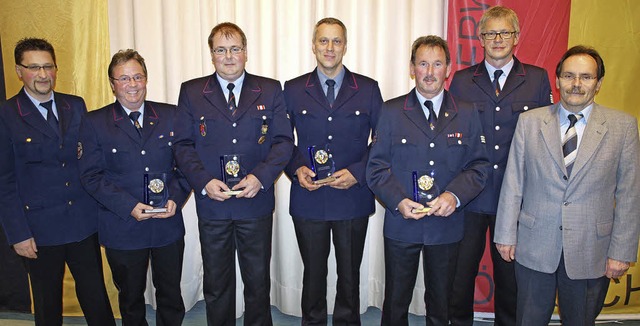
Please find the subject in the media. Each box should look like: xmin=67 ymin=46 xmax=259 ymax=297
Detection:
xmin=426 ymin=192 xmax=457 ymax=217
xmin=204 ymin=179 xmax=233 ymax=201
xmin=496 ymin=243 xmax=516 ymax=262
xmin=13 ymin=238 xmax=37 ymax=259
xmin=235 ymin=174 xmax=262 ymax=198
xmin=295 ymin=166 xmax=322 ymax=191
xmin=326 ymin=169 xmax=357 ymax=190
xmin=605 ymin=258 xmax=630 ymax=279
xmin=397 ymin=198 xmax=428 ymax=220
xmin=131 ymin=203 xmax=156 ymax=221
xmin=152 ymin=200 xmax=177 ymax=219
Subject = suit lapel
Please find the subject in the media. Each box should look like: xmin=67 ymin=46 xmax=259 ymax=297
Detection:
xmin=202 ymin=74 xmax=232 ymax=119
xmin=472 ymin=64 xmax=497 ymax=100
xmin=111 ymin=102 xmax=142 ymax=144
xmin=15 ymin=89 xmax=58 ymax=140
xmin=304 ymin=71 xmax=331 ymax=110
xmin=142 ymin=101 xmax=160 ymax=144
xmin=402 ymin=90 xmax=432 ymax=138
xmin=54 ymin=93 xmax=74 ymax=140
xmin=540 ymin=104 xmax=565 ymax=173
xmin=571 ymin=104 xmax=607 ymax=177
xmin=499 ymin=58 xmax=526 ymax=100
xmin=235 ymin=74 xmax=262 ymax=120
xmin=433 ymin=91 xmax=458 ymax=134
xmin=330 ymin=68 xmax=359 ymax=112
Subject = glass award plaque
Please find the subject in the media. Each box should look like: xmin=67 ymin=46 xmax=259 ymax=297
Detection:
xmin=308 ymin=144 xmax=336 ymax=185
xmin=412 ymin=170 xmax=440 ymax=213
xmin=220 ymin=154 xmax=246 ymax=195
xmin=143 ymin=173 xmax=169 ymax=213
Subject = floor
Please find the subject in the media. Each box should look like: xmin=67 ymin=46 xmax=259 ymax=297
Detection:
xmin=0 ymin=301 xmax=638 ymax=325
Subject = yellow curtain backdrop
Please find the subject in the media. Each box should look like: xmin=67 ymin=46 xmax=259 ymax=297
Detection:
xmin=569 ymin=0 xmax=640 ymax=315
xmin=0 ymin=0 xmax=119 ymax=317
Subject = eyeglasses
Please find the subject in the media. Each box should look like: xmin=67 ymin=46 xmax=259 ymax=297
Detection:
xmin=481 ymin=31 xmax=517 ymax=40
xmin=559 ymin=73 xmax=598 ymax=83
xmin=18 ymin=63 xmax=57 ymax=72
xmin=212 ymin=46 xmax=244 ymax=56
xmin=111 ymin=75 xmax=147 ymax=83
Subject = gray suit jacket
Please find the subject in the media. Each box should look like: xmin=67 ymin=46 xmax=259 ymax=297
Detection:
xmin=494 ymin=103 xmax=640 ymax=280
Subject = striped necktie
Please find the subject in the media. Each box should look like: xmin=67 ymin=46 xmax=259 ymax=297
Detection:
xmin=562 ymin=113 xmax=583 ymax=176
xmin=227 ymin=83 xmax=237 ymax=114
xmin=493 ymin=70 xmax=503 ymax=97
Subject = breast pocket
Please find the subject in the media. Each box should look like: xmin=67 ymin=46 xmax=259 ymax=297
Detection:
xmin=343 ymin=108 xmax=370 ymax=141
xmin=446 ymin=137 xmax=470 ymax=172
xmin=15 ymin=140 xmax=44 ymax=163
xmin=104 ymin=148 xmax=131 ymax=175
xmin=391 ymin=135 xmax=418 ymax=171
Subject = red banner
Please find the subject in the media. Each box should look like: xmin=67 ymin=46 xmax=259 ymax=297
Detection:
xmin=446 ymin=0 xmax=571 ymax=313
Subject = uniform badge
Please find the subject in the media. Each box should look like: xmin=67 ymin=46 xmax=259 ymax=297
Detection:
xmin=258 ymin=119 xmax=268 ymax=144
xmin=257 ymin=105 xmax=265 ymax=111
xmin=199 ymin=116 xmax=207 ymax=137
xmin=480 ymin=135 xmax=486 ymax=144
xmin=77 ymin=142 xmax=83 ymax=159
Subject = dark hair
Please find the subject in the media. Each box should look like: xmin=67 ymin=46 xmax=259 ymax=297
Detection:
xmin=208 ymin=22 xmax=247 ymax=51
xmin=14 ymin=38 xmax=56 ymax=65
xmin=555 ymin=45 xmax=605 ymax=81
xmin=411 ymin=35 xmax=450 ymax=65
xmin=313 ymin=17 xmax=347 ymax=44
xmin=108 ymin=49 xmax=148 ymax=79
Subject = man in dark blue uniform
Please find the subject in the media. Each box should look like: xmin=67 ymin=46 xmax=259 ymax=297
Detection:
xmin=172 ymin=22 xmax=294 ymax=325
xmin=448 ymin=6 xmax=552 ymax=325
xmin=283 ymin=17 xmax=383 ymax=325
xmin=0 ymin=38 xmax=114 ymax=325
xmin=78 ymin=49 xmax=190 ymax=325
xmin=366 ymin=35 xmax=489 ymax=325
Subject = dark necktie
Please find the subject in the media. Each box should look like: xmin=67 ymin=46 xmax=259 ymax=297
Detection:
xmin=227 ymin=83 xmax=237 ymax=114
xmin=129 ymin=111 xmax=142 ymax=137
xmin=40 ymin=100 xmax=60 ymax=137
xmin=326 ymin=79 xmax=336 ymax=106
xmin=562 ymin=113 xmax=583 ymax=177
xmin=424 ymin=100 xmax=437 ymax=130
xmin=493 ymin=70 xmax=504 ymax=97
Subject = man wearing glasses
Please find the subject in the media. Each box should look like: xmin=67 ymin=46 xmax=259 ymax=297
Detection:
xmin=448 ymin=6 xmax=552 ymax=325
xmin=0 ymin=38 xmax=115 ymax=325
xmin=78 ymin=49 xmax=191 ymax=325
xmin=495 ymin=45 xmax=639 ymax=324
xmin=172 ymin=22 xmax=294 ymax=325
xmin=283 ymin=17 xmax=383 ymax=325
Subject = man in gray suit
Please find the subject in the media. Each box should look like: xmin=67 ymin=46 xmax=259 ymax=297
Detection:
xmin=494 ymin=45 xmax=640 ymax=324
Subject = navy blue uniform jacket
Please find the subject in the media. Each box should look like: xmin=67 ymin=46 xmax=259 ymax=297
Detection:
xmin=449 ymin=57 xmax=551 ymax=214
xmin=284 ymin=67 xmax=383 ymax=220
xmin=366 ymin=90 xmax=489 ymax=245
xmin=78 ymin=101 xmax=190 ymax=250
xmin=0 ymin=89 xmax=98 ymax=246
xmin=172 ymin=72 xmax=294 ymax=220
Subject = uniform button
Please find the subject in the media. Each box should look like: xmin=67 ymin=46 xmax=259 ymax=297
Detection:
xmin=355 ymin=111 xmax=360 ymax=115
xmin=68 ymin=201 xmax=73 ymax=206
xmin=495 ymin=106 xmax=501 ymax=112
xmin=328 ymin=117 xmax=333 ymax=121
xmin=232 ymin=122 xmax=237 ymax=127
xmin=65 ymin=182 xmax=70 ymax=187
xmin=61 ymin=162 xmax=66 ymax=167
xmin=168 ymin=141 xmax=172 ymax=146
xmin=559 ymin=225 xmax=563 ymax=230
xmin=429 ymin=143 xmax=435 ymax=148
xmin=563 ymin=175 xmax=568 ymax=180
xmin=262 ymin=115 xmax=267 ymax=120
xmin=429 ymin=160 xmax=435 ymax=166
xmin=495 ymin=125 xmax=501 ymax=131
xmin=141 ymin=150 xmax=146 ymax=155
xmin=563 ymin=201 xmax=569 ymax=206
xmin=302 ymin=110 xmax=307 ymax=115
xmin=59 ymin=144 xmax=63 ymax=149
xmin=145 ymin=167 xmax=150 ymax=172
xmin=493 ymin=164 xmax=499 ymax=169
xmin=458 ymin=140 xmax=462 ymax=145
xmin=524 ymin=106 xmax=529 ymax=111
xmin=232 ymin=139 xmax=237 ymax=144
xmin=328 ymin=154 xmax=333 ymax=158
xmin=25 ymin=205 xmax=30 ymax=210
xmin=401 ymin=138 xmax=407 ymax=144
xmin=327 ymin=135 xmax=333 ymax=140
xmin=495 ymin=145 xmax=500 ymax=150
xmin=112 ymin=148 xmax=117 ymax=153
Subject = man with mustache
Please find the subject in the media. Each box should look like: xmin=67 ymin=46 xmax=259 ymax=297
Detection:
xmin=367 ymin=35 xmax=489 ymax=325
xmin=448 ymin=6 xmax=552 ymax=325
xmin=0 ymin=38 xmax=115 ymax=325
xmin=494 ymin=45 xmax=640 ymax=324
